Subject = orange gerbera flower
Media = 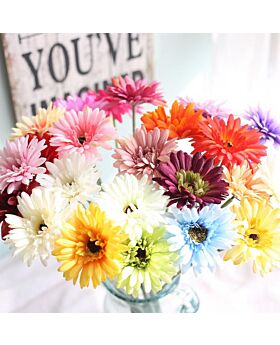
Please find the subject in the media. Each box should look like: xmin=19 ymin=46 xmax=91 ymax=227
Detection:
xmin=141 ymin=100 xmax=204 ymax=139
xmin=53 ymin=203 xmax=128 ymax=288
xmin=191 ymin=115 xmax=267 ymax=168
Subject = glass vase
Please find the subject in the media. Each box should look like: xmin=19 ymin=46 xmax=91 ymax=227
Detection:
xmin=103 ymin=274 xmax=199 ymax=313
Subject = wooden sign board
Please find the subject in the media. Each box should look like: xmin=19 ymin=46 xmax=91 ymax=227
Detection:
xmin=1 ymin=33 xmax=154 ymax=121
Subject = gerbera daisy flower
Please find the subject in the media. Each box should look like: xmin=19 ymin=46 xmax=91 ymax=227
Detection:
xmin=154 ymin=151 xmax=228 ymax=209
xmin=179 ymin=96 xmax=229 ymax=118
xmin=191 ymin=114 xmax=267 ymax=169
xmin=53 ymin=93 xmax=104 ymax=113
xmin=117 ymin=226 xmax=179 ymax=297
xmin=98 ymin=174 xmax=169 ymax=241
xmin=36 ymin=152 xmax=100 ymax=212
xmin=223 ymin=162 xmax=270 ymax=202
xmin=167 ymin=204 xmax=236 ymax=275
xmin=224 ymin=198 xmax=280 ymax=275
xmin=141 ymin=100 xmax=204 ymax=140
xmin=0 ymin=136 xmax=46 ymax=194
xmin=53 ymin=203 xmax=128 ymax=288
xmin=0 ymin=180 xmax=40 ymax=239
xmin=112 ymin=126 xmax=177 ymax=180
xmin=243 ymin=106 xmax=280 ymax=147
xmin=105 ymin=75 xmax=166 ymax=108
xmin=4 ymin=188 xmax=64 ymax=266
xmin=49 ymin=107 xmax=116 ymax=160
xmin=92 ymin=90 xmax=134 ymax=123
xmin=257 ymin=152 xmax=280 ymax=206
xmin=10 ymin=103 xmax=65 ymax=140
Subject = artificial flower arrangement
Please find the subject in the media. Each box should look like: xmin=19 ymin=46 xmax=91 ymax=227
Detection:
xmin=1 ymin=75 xmax=280 ymax=301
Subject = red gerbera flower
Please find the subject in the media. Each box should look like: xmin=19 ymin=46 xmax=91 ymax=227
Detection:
xmin=191 ymin=115 xmax=267 ymax=168
xmin=28 ymin=132 xmax=59 ymax=163
xmin=0 ymin=180 xmax=39 ymax=239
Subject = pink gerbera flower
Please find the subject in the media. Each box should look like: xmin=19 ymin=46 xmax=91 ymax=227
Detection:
xmin=112 ymin=126 xmax=177 ymax=180
xmin=104 ymin=75 xmax=166 ymax=109
xmin=49 ymin=107 xmax=117 ymax=160
xmin=179 ymin=96 xmax=229 ymax=119
xmin=0 ymin=136 xmax=46 ymax=194
xmin=53 ymin=93 xmax=104 ymax=112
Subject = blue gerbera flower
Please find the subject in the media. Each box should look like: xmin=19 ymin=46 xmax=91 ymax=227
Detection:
xmin=244 ymin=106 xmax=280 ymax=147
xmin=167 ymin=204 xmax=236 ymax=275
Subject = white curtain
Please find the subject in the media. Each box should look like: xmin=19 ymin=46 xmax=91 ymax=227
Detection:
xmin=181 ymin=33 xmax=280 ymax=115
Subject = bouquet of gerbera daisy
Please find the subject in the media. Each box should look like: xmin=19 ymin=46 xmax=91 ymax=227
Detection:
xmin=1 ymin=75 xmax=280 ymax=303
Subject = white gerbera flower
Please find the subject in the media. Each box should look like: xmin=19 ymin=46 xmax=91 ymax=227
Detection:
xmin=98 ymin=174 xmax=168 ymax=241
xmin=5 ymin=188 xmax=64 ymax=266
xmin=36 ymin=152 xmax=100 ymax=213
xmin=258 ymin=148 xmax=280 ymax=207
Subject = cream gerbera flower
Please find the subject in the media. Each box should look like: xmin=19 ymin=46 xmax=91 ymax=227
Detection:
xmin=36 ymin=152 xmax=100 ymax=213
xmin=98 ymin=174 xmax=169 ymax=241
xmin=10 ymin=103 xmax=65 ymax=140
xmin=5 ymin=188 xmax=65 ymax=266
xmin=258 ymin=150 xmax=280 ymax=206
xmin=223 ymin=162 xmax=270 ymax=202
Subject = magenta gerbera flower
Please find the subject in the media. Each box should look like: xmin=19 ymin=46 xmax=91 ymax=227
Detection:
xmin=104 ymin=75 xmax=166 ymax=109
xmin=49 ymin=107 xmax=116 ymax=160
xmin=93 ymin=89 xmax=134 ymax=123
xmin=0 ymin=136 xmax=46 ymax=194
xmin=112 ymin=126 xmax=177 ymax=180
xmin=154 ymin=151 xmax=229 ymax=209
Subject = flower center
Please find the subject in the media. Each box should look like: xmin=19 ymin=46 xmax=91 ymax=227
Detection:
xmin=248 ymin=233 xmax=259 ymax=242
xmin=38 ymin=223 xmax=47 ymax=234
xmin=176 ymin=170 xmax=209 ymax=197
xmin=188 ymin=223 xmax=208 ymax=243
xmin=78 ymin=136 xmax=86 ymax=145
xmin=87 ymin=240 xmax=101 ymax=254
xmin=127 ymin=239 xmax=152 ymax=269
xmin=227 ymin=141 xmax=233 ymax=148
xmin=124 ymin=203 xmax=138 ymax=214
xmin=136 ymin=248 xmax=147 ymax=261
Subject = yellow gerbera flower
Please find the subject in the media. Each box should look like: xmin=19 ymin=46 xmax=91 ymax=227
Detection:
xmin=224 ymin=198 xmax=280 ymax=275
xmin=10 ymin=103 xmax=65 ymax=140
xmin=223 ymin=162 xmax=270 ymax=202
xmin=53 ymin=203 xmax=128 ymax=288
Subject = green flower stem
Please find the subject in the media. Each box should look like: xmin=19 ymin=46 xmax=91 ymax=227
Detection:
xmin=112 ymin=117 xmax=118 ymax=149
xmin=221 ymin=195 xmax=235 ymax=208
xmin=132 ymin=104 xmax=136 ymax=136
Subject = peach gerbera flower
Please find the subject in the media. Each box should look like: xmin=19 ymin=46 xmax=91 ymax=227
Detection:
xmin=223 ymin=162 xmax=270 ymax=202
xmin=10 ymin=103 xmax=65 ymax=140
xmin=191 ymin=115 xmax=267 ymax=168
xmin=53 ymin=203 xmax=128 ymax=288
xmin=141 ymin=100 xmax=204 ymax=140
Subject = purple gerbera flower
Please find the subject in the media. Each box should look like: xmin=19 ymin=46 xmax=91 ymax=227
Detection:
xmin=244 ymin=106 xmax=280 ymax=147
xmin=154 ymin=151 xmax=228 ymax=209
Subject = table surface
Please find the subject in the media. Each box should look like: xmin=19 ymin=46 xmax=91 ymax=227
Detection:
xmin=0 ymin=249 xmax=280 ymax=313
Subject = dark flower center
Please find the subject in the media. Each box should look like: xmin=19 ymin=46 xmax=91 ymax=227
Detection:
xmin=38 ymin=223 xmax=47 ymax=233
xmin=136 ymin=248 xmax=147 ymax=261
xmin=249 ymin=233 xmax=259 ymax=242
xmin=188 ymin=223 xmax=208 ymax=243
xmin=227 ymin=141 xmax=233 ymax=148
xmin=124 ymin=204 xmax=138 ymax=213
xmin=176 ymin=170 xmax=209 ymax=197
xmin=87 ymin=240 xmax=101 ymax=254
xmin=78 ymin=136 xmax=86 ymax=145
xmin=127 ymin=239 xmax=152 ymax=269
